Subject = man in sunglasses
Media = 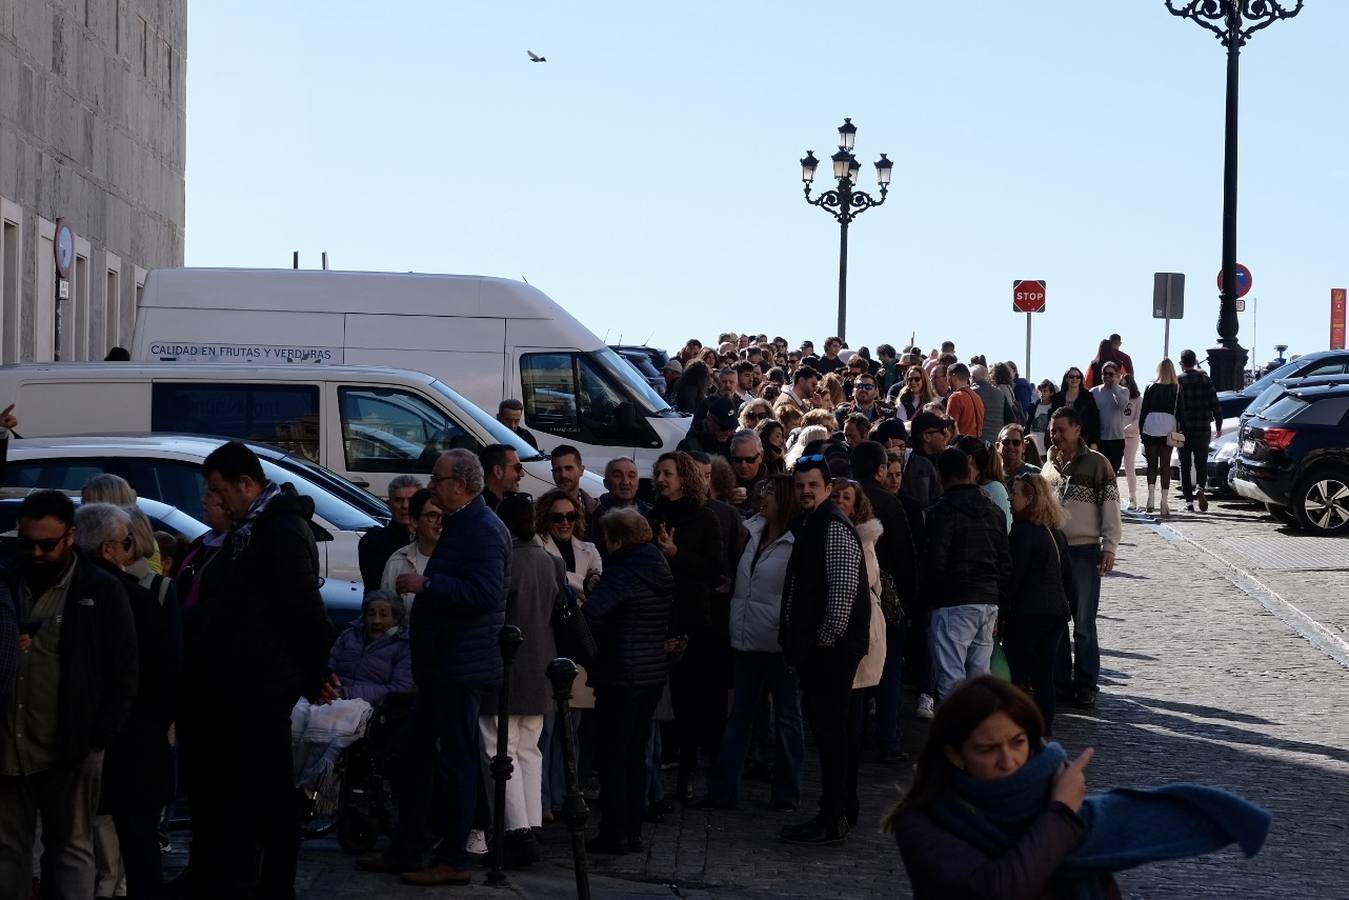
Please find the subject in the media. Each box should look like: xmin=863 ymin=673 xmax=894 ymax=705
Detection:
xmin=997 ymin=423 xmax=1040 ymax=484
xmin=1 ymin=491 xmax=137 ymax=899
xmin=677 ymin=397 xmax=738 ymax=458
xmin=834 ymin=374 xmax=893 ymax=429
xmin=778 ymin=456 xmax=869 ymax=846
xmin=479 ymin=443 xmax=524 ymax=512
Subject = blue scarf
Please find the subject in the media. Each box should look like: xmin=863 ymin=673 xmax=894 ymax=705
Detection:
xmin=931 ymin=742 xmax=1271 ymax=900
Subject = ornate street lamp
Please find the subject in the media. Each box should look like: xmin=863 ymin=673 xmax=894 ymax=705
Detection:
xmin=800 ymin=118 xmax=890 ymax=343
xmin=1165 ymin=0 xmax=1303 ymax=390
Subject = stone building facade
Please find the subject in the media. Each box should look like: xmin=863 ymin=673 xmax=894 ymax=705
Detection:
xmin=0 ymin=0 xmax=185 ymax=362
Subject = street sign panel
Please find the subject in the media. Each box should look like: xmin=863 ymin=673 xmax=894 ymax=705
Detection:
xmin=1216 ymin=263 xmax=1253 ymax=299
xmin=1012 ymin=279 xmax=1046 ymax=313
xmin=1333 ymin=288 xmax=1347 ymax=350
xmin=1153 ymin=272 xmax=1185 ymax=319
xmin=1235 ymin=298 xmax=1246 ymax=313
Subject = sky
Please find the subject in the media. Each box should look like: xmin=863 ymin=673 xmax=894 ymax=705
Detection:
xmin=184 ymin=1 xmax=1349 ymax=385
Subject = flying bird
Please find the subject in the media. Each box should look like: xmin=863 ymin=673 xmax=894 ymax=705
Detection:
xmin=527 ymin=50 xmax=546 ymax=62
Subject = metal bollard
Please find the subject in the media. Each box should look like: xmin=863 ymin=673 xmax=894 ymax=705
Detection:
xmin=547 ymin=657 xmax=591 ymax=900
xmin=487 ymin=625 xmax=524 ymax=886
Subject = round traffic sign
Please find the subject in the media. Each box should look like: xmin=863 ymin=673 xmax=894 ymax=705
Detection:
xmin=1216 ymin=263 xmax=1252 ymax=299
xmin=54 ymin=218 xmax=75 ymax=279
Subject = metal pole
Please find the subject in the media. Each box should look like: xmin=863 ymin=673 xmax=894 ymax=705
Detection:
xmin=547 ymin=658 xmax=590 ymax=900
xmin=486 ymin=625 xmax=524 ymax=886
xmin=837 ymin=195 xmax=849 ymax=343
xmin=1024 ymin=312 xmax=1032 ymax=383
xmin=1164 ymin=315 xmax=1171 ymax=361
xmin=292 ymin=250 xmax=299 ymax=270
xmin=1210 ymin=6 xmax=1248 ymax=390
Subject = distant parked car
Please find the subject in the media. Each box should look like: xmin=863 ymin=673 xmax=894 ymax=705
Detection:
xmin=1232 ymin=384 xmax=1349 ymax=535
xmin=1217 ymin=350 xmax=1349 ymax=420
xmin=611 ymin=345 xmax=669 ymax=396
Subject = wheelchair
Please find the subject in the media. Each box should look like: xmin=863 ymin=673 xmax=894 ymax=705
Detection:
xmin=298 ymin=691 xmax=415 ymax=853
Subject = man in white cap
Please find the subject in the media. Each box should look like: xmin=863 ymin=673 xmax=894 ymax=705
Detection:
xmin=662 ymin=358 xmax=683 ymax=404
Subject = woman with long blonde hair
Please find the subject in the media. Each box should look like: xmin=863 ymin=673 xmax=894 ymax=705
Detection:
xmin=1138 ymin=358 xmax=1183 ymax=515
xmin=1005 ymin=473 xmax=1074 ymax=734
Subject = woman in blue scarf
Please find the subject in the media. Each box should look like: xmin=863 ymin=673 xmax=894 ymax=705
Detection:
xmin=887 ymin=676 xmax=1270 ymax=899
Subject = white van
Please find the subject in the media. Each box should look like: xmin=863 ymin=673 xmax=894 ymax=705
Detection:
xmin=0 ymin=362 xmax=603 ymax=499
xmin=128 ymin=268 xmax=691 ymax=474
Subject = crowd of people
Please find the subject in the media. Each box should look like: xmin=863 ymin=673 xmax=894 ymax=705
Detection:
xmin=0 ymin=325 xmax=1247 ymax=898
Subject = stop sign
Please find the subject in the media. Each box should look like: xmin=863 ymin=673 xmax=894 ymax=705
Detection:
xmin=1013 ymin=279 xmax=1046 ymax=313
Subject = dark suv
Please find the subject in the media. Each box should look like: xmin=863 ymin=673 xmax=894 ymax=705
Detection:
xmin=1232 ymin=384 xmax=1349 ymax=534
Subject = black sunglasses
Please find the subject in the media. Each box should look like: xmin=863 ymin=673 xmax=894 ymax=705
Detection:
xmin=731 ymin=455 xmax=761 ymax=465
xmin=549 ymin=512 xmax=580 ymax=524
xmin=855 ymin=382 xmax=876 ymax=390
xmin=19 ymin=530 xmax=70 ymax=553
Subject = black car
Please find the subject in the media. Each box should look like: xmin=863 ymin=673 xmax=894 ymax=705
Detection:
xmin=1217 ymin=350 xmax=1349 ymax=420
xmin=1208 ymin=373 xmax=1349 ymax=497
xmin=1232 ymin=384 xmax=1349 ymax=534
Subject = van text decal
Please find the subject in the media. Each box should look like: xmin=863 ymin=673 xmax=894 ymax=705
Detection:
xmin=150 ymin=342 xmax=337 ymax=363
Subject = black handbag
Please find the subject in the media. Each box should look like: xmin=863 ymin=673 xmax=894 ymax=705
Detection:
xmin=878 ymin=569 xmax=903 ymax=626
xmin=551 ymin=583 xmax=597 ymax=667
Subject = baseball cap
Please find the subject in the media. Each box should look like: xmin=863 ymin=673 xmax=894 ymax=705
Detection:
xmin=870 ymin=418 xmax=907 ymax=444
xmin=705 ymin=396 xmax=738 ymax=431
xmin=663 ymin=358 xmax=683 ymax=374
xmin=910 ymin=411 xmax=953 ymax=436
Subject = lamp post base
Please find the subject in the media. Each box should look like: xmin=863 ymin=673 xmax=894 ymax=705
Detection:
xmin=1207 ymin=344 xmax=1249 ymax=392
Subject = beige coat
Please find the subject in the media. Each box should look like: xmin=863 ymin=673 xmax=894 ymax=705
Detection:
xmin=852 ymin=517 xmax=888 ymax=690
xmin=539 ymin=534 xmax=603 ymax=709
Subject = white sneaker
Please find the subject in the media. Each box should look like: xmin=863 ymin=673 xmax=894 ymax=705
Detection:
xmin=915 ymin=694 xmax=935 ymax=720
xmin=465 ymin=828 xmax=488 ymax=856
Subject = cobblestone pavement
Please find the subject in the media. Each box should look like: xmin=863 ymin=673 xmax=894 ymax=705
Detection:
xmin=285 ymin=487 xmax=1349 ymax=898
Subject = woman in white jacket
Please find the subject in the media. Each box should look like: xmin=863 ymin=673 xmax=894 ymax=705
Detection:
xmin=833 ymin=478 xmax=886 ymax=829
xmin=699 ymin=475 xmax=805 ymax=811
xmin=536 ymin=489 xmax=603 ymax=818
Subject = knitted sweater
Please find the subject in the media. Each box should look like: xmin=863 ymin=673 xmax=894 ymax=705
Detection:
xmin=1042 ymin=443 xmax=1122 ymax=556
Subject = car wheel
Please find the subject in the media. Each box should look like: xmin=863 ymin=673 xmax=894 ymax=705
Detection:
xmin=1266 ymin=503 xmax=1300 ymax=528
xmin=1293 ymin=469 xmax=1349 ymax=535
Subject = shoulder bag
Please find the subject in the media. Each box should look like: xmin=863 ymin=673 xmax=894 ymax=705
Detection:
xmin=551 ymin=582 xmax=597 ymax=667
xmin=1166 ymin=385 xmax=1186 ymax=448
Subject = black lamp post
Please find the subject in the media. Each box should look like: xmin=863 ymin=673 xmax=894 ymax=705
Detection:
xmin=1165 ymin=0 xmax=1302 ymax=390
xmin=800 ymin=118 xmax=892 ymax=344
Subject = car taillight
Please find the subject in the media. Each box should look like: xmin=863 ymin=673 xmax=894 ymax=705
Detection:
xmin=1263 ymin=427 xmax=1296 ymax=450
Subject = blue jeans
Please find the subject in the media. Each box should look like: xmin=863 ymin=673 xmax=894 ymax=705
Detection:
xmin=394 ymin=683 xmax=481 ymax=869
xmin=1056 ymin=545 xmax=1103 ymax=693
xmin=876 ymin=618 xmax=908 ymax=752
xmin=705 ymin=651 xmax=804 ymax=807
xmin=929 ymin=604 xmax=999 ymax=702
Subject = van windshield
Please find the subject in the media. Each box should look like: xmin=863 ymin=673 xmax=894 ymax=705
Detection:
xmin=589 ymin=347 xmax=678 ymax=416
xmin=428 ymin=380 xmax=548 ymax=461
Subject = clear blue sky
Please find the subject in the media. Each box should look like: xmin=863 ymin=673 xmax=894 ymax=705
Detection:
xmin=184 ymin=1 xmax=1349 ymax=384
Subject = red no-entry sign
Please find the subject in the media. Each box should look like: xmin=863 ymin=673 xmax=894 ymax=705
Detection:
xmin=1013 ymin=280 xmax=1046 ymax=313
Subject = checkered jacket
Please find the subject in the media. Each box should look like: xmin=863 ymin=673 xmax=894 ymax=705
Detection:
xmin=1177 ymin=369 xmax=1221 ymax=437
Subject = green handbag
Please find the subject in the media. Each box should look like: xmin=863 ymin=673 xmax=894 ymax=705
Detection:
xmin=990 ymin=640 xmax=1012 ymax=681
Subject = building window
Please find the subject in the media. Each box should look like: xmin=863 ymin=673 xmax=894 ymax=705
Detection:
xmin=104 ymin=252 xmax=122 ymax=355
xmin=1 ymin=198 xmax=22 ymax=364
xmin=132 ymin=265 xmax=146 ymax=342
xmin=34 ymin=217 xmax=56 ymax=363
xmin=68 ymin=240 xmax=91 ymax=361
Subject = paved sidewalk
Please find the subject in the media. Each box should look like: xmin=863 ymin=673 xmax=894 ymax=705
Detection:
xmin=285 ymin=495 xmax=1349 ymax=898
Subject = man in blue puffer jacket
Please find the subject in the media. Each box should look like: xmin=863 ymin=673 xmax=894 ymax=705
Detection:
xmin=360 ymin=449 xmax=511 ymax=887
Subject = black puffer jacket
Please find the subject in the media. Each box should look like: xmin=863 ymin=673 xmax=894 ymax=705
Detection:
xmin=648 ymin=496 xmax=725 ymax=634
xmin=923 ymin=484 xmax=1011 ymax=611
xmin=1006 ymin=521 xmax=1075 ymax=622
xmin=192 ymin=485 xmax=332 ymax=704
xmin=582 ymin=543 xmax=674 ymax=690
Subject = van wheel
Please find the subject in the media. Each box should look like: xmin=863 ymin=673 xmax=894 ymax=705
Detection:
xmin=1292 ymin=469 xmax=1349 ymax=535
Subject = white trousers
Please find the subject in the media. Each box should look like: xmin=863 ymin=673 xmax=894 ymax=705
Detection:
xmin=477 ymin=714 xmax=545 ymax=831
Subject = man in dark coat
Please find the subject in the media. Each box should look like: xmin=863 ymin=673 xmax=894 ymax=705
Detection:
xmin=0 ymin=491 xmax=137 ymax=899
xmin=777 ymin=457 xmax=869 ymax=846
xmin=357 ymin=475 xmax=423 ymax=590
xmin=362 ymin=449 xmax=511 ymax=887
xmin=184 ymin=441 xmax=331 ymax=900
xmin=76 ymin=503 xmax=180 ymax=900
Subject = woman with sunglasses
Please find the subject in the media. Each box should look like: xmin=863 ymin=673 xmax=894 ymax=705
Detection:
xmin=891 ymin=366 xmax=937 ymax=423
xmin=738 ymin=398 xmax=774 ymax=431
xmin=380 ymin=489 xmax=444 ymax=610
xmin=1046 ymin=368 xmax=1101 ymax=451
xmin=649 ymin=451 xmax=726 ymax=803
